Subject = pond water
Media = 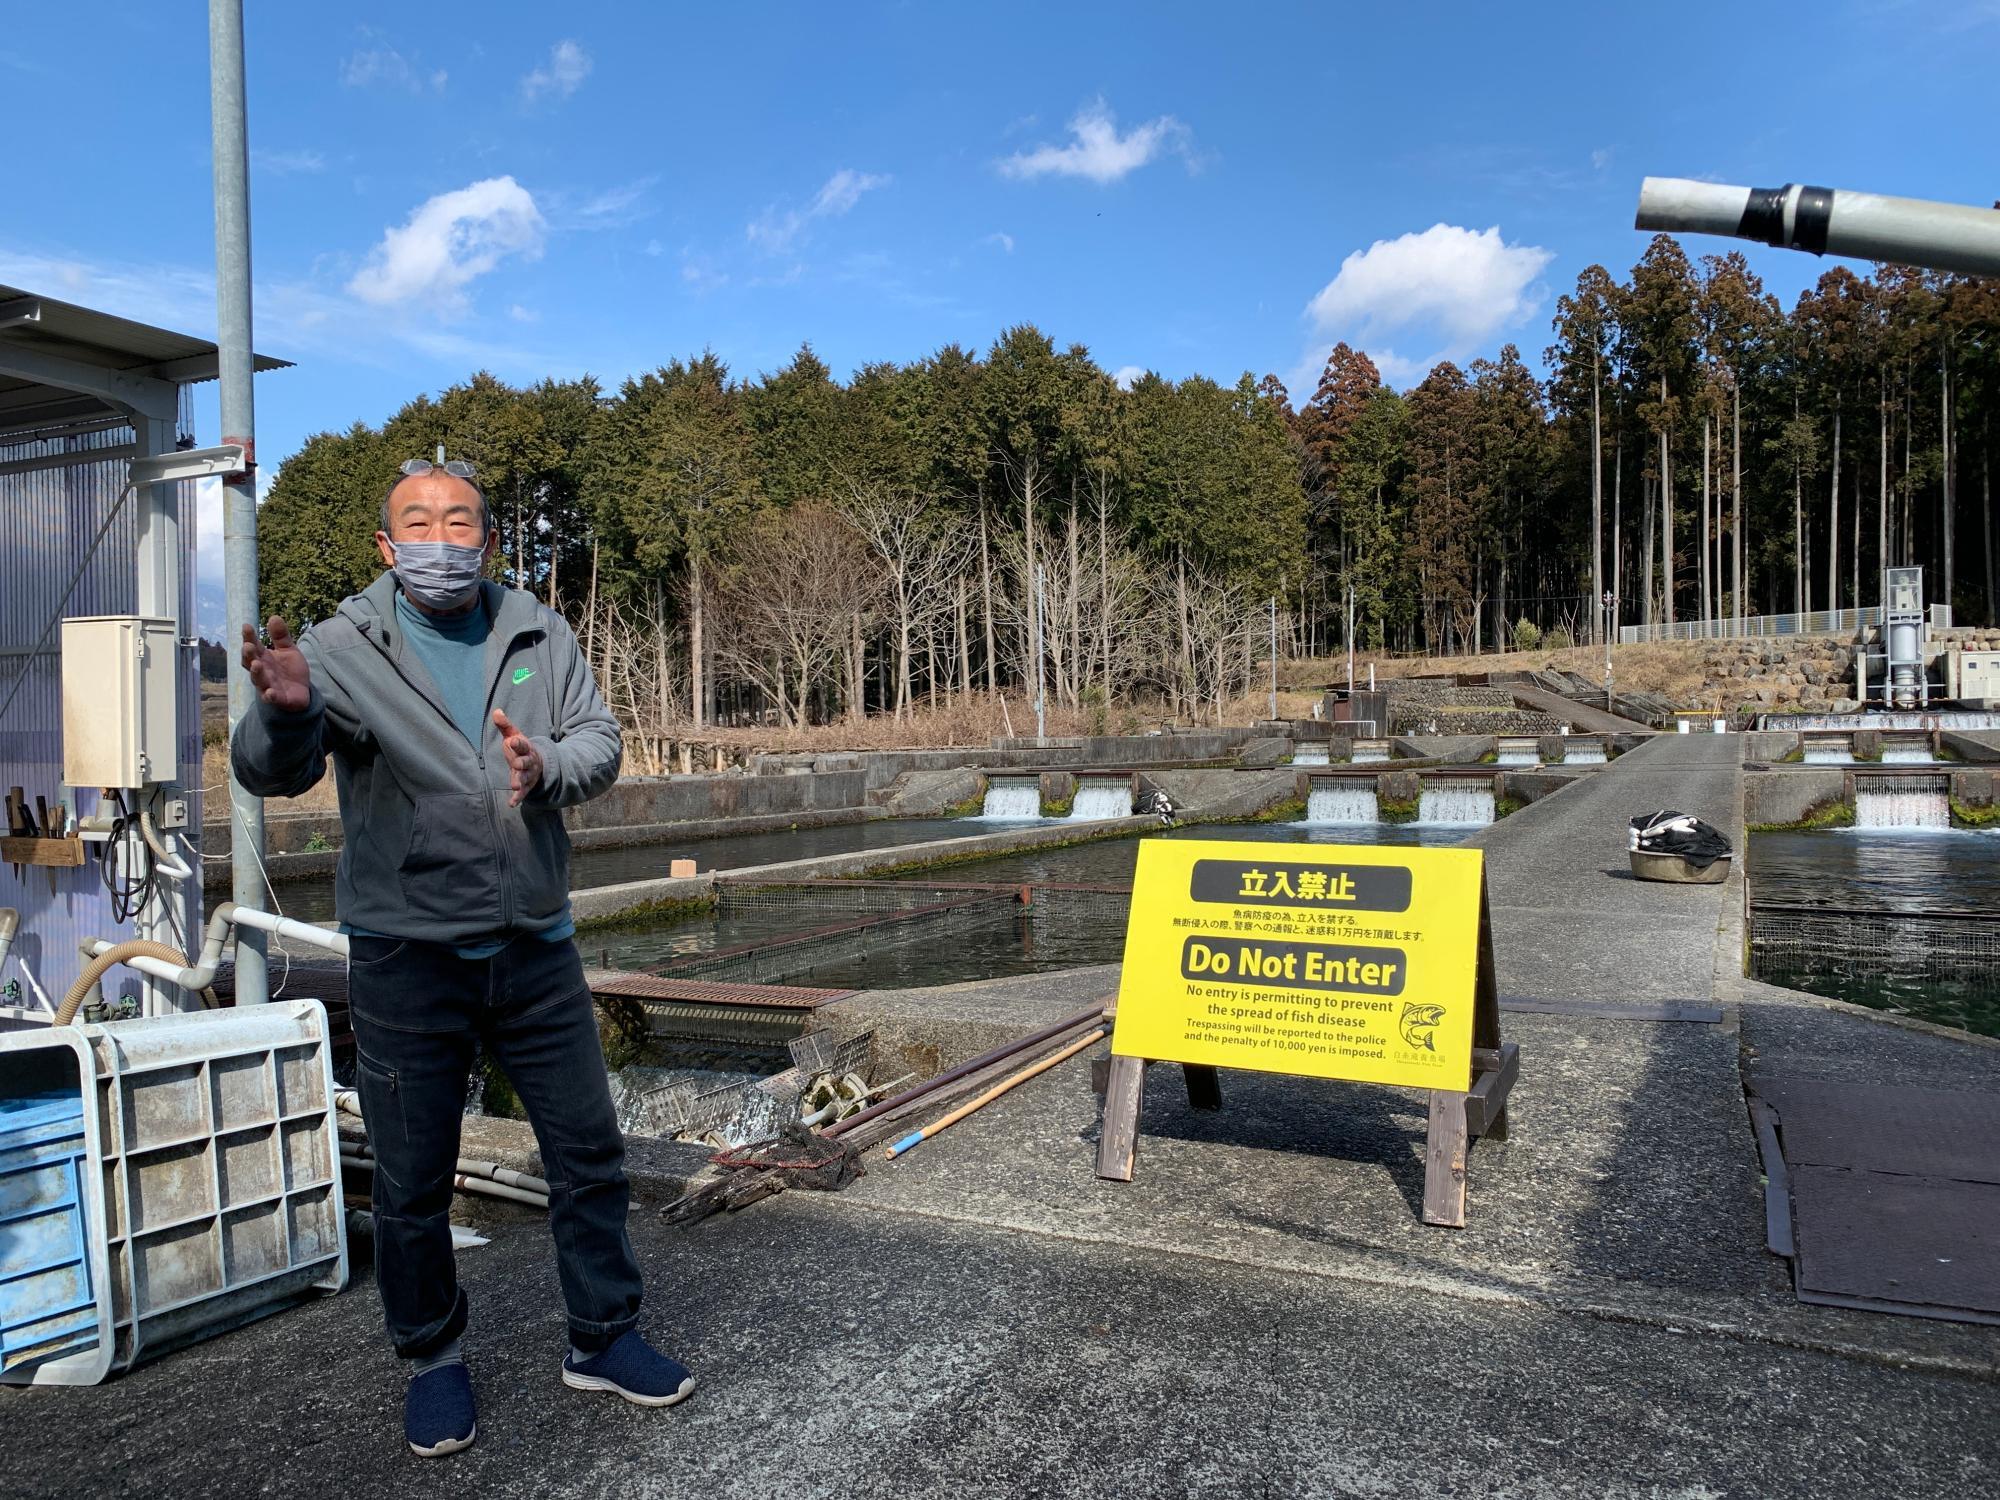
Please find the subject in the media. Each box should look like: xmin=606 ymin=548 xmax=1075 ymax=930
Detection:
xmin=1749 ymin=828 xmax=2000 ymax=1036
xmin=264 ymin=815 xmax=983 ymax=925
xmin=580 ymin=820 xmax=1475 ymax=986
xmin=1749 ymin=828 xmax=2000 ymax=913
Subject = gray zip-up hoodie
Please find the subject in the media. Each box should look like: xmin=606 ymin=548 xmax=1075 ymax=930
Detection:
xmin=231 ymin=573 xmax=621 ymax=946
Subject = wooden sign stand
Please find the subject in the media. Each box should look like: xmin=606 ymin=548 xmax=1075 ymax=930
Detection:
xmin=1096 ymin=876 xmax=1519 ymax=1229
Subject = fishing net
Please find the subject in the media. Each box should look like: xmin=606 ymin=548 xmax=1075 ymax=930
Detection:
xmin=708 ymin=1123 xmax=866 ymax=1193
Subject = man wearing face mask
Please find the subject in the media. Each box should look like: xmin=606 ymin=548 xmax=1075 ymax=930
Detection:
xmin=232 ymin=458 xmax=693 ymax=1459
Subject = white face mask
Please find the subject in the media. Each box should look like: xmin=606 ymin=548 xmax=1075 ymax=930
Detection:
xmin=392 ymin=540 xmax=486 ymax=610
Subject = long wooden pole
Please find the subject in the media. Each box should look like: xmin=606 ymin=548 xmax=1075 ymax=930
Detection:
xmin=884 ymin=1028 xmax=1108 ymax=1159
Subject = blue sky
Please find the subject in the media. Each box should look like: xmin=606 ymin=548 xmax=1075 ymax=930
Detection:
xmin=2 ymin=1 xmax=1993 ymax=595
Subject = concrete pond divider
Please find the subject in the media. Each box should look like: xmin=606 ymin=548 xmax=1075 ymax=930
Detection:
xmin=568 ymin=814 xmax=1158 ymax=924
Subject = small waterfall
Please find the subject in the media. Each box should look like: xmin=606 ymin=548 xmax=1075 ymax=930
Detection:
xmin=1854 ymin=777 xmax=1950 ymax=830
xmin=1495 ymin=739 xmax=1540 ymax=767
xmin=981 ymin=776 xmax=1043 ymax=820
xmin=1879 ymin=740 xmax=1935 ymax=765
xmin=1416 ymin=781 xmax=1497 ymax=826
xmin=1351 ymin=740 xmax=1390 ymax=764
xmin=1069 ymin=779 xmax=1134 ymax=820
xmin=1803 ymin=739 xmax=1854 ymax=765
xmin=1292 ymin=744 xmax=1331 ymax=766
xmin=1306 ymin=781 xmax=1379 ymax=824
xmin=1562 ymin=744 xmax=1606 ymax=765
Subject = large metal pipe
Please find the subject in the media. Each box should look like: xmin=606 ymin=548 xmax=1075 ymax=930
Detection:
xmin=1636 ymin=177 xmax=2000 ymax=278
xmin=210 ymin=0 xmax=268 ymax=1004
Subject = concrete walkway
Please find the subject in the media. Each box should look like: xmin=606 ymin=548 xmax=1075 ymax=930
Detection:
xmin=1468 ymin=731 xmax=1742 ymax=1005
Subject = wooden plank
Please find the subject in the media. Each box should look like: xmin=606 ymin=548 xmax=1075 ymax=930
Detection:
xmin=1422 ymin=1090 xmax=1470 ymax=1228
xmin=1095 ymin=1053 xmax=1146 ymax=1183
xmin=1472 ymin=878 xmax=1503 ymax=1053
xmin=0 ymin=836 xmax=84 ymax=868
xmin=1182 ymin=1063 xmax=1223 ymax=1111
xmin=1463 ymin=1041 xmax=1520 ymax=1140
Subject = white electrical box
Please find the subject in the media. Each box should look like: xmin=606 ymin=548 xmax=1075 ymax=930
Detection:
xmin=1950 ymin=649 xmax=2000 ymax=708
xmin=60 ymin=616 xmax=179 ymax=788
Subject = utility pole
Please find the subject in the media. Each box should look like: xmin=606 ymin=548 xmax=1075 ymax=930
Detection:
xmin=1267 ymin=595 xmax=1278 ymax=721
xmin=211 ymin=0 xmax=266 ymax=1004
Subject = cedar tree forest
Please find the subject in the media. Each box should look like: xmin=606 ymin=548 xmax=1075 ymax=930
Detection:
xmin=254 ymin=235 xmax=2000 ymax=756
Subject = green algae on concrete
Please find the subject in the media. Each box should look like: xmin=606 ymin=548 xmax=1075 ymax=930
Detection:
xmin=574 ymin=890 xmax=717 ymax=933
xmin=1951 ymin=797 xmax=2000 ymax=829
xmin=1747 ymin=798 xmax=1855 ymax=832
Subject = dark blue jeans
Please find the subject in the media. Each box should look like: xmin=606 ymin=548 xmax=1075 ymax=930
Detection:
xmin=347 ymin=933 xmax=643 ymax=1359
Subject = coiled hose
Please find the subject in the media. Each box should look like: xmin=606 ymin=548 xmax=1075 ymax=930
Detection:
xmin=54 ymin=940 xmax=196 ymax=1025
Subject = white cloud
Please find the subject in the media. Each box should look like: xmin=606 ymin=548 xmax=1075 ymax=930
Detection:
xmin=1111 ymin=365 xmax=1145 ymax=391
xmin=252 ymin=148 xmax=325 ymax=176
xmin=508 ymin=303 xmax=538 ymax=323
xmin=1305 ymin=223 xmax=1553 ymax=349
xmin=340 ymin=46 xmax=446 ymax=93
xmin=747 ymin=169 xmax=891 ymax=252
xmin=346 ymin=177 xmax=546 ymax=315
xmin=521 ymin=39 xmax=591 ymax=104
xmin=998 ymin=99 xmax=1191 ymax=184
xmin=1590 ymin=147 xmax=1612 ymax=171
xmin=985 ymin=231 xmax=1016 ymax=254
xmin=645 ymin=239 xmax=665 ymax=257
xmin=543 ymin=177 xmax=658 ymax=232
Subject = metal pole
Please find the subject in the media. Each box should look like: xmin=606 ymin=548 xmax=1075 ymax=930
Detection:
xmin=1267 ymin=596 xmax=1277 ymax=721
xmin=1603 ymin=591 xmax=1615 ymax=714
xmin=1345 ymin=584 xmax=1356 ymax=696
xmin=1032 ymin=564 xmax=1046 ymax=744
xmin=211 ymin=0 xmax=266 ymax=1004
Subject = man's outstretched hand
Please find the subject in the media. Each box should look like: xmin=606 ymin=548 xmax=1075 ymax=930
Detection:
xmin=493 ymin=710 xmax=544 ymax=806
xmin=241 ymin=617 xmax=312 ymax=713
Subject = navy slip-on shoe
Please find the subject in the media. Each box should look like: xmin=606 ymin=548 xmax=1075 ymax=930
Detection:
xmin=406 ymin=1362 xmax=477 ymax=1457
xmin=561 ymin=1331 xmax=696 ymax=1408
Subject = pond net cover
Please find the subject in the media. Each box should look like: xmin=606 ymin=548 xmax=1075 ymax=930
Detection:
xmin=1751 ymin=906 xmax=2000 ymax=982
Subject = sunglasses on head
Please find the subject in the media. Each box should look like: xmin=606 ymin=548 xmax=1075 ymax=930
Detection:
xmin=399 ymin=458 xmax=478 ymax=480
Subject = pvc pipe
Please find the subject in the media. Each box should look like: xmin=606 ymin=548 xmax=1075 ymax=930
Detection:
xmin=338 ymin=1100 xmax=554 ymax=1196
xmin=885 ymin=1027 xmax=1107 ymax=1159
xmin=219 ymin=902 xmax=349 ymax=958
xmin=60 ymin=939 xmax=198 ymax=1024
xmin=0 ymin=907 xmax=17 ymax=972
xmin=1636 ymin=177 xmax=2000 ymax=278
xmin=340 ymin=1151 xmax=550 ymax=1210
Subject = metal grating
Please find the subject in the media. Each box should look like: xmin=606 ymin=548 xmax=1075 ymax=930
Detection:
xmin=587 ymin=973 xmax=853 ymax=1009
xmin=1750 ymin=906 xmax=2000 ymax=982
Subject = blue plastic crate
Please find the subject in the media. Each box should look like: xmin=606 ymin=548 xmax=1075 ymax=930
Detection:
xmin=0 ymin=1088 xmax=97 ymax=1374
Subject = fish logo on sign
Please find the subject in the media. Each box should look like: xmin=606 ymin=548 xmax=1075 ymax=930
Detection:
xmin=1399 ymin=1001 xmax=1446 ymax=1052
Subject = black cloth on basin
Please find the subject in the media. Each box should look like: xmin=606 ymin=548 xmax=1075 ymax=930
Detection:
xmin=1628 ymin=809 xmax=1733 ymax=869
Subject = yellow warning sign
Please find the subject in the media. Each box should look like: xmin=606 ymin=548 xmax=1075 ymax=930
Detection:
xmin=1110 ymin=840 xmax=1486 ymax=1091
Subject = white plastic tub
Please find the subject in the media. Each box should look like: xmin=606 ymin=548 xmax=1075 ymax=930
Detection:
xmin=0 ymin=1001 xmax=347 ymax=1385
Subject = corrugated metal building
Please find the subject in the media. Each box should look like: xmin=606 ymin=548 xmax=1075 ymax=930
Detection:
xmin=0 ymin=286 xmax=283 ymax=1017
